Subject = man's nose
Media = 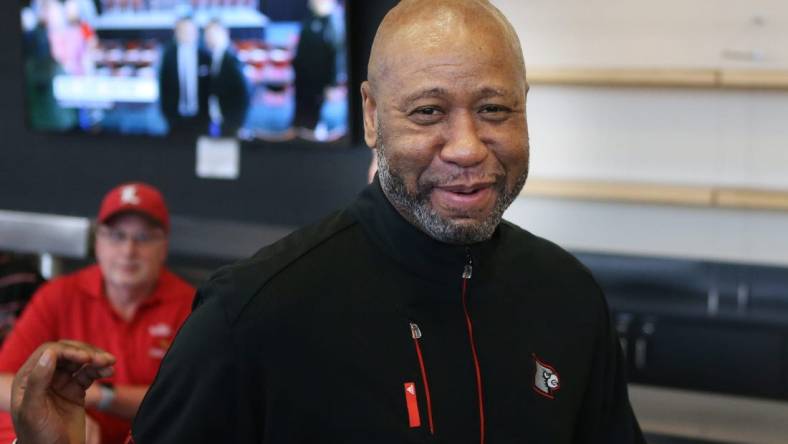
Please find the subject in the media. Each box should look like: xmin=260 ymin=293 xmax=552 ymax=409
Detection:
xmin=118 ymin=237 xmax=139 ymax=255
xmin=439 ymin=111 xmax=488 ymax=167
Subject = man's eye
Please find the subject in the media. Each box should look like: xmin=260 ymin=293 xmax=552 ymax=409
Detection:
xmin=409 ymin=107 xmax=444 ymax=124
xmin=413 ymin=107 xmax=440 ymax=116
xmin=479 ymin=104 xmax=511 ymax=120
xmin=480 ymin=105 xmax=509 ymax=113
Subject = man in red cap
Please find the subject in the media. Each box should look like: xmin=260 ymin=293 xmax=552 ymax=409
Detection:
xmin=0 ymin=183 xmax=195 ymax=444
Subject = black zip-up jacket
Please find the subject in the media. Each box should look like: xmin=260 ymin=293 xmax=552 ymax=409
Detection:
xmin=132 ymin=179 xmax=645 ymax=443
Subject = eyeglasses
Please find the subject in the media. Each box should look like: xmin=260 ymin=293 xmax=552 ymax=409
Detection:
xmin=97 ymin=227 xmax=165 ymax=245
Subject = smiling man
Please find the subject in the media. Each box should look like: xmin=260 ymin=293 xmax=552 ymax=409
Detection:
xmin=362 ymin=0 xmax=530 ymax=246
xmin=0 ymin=183 xmax=194 ymax=444
xmin=11 ymin=1 xmax=644 ymax=443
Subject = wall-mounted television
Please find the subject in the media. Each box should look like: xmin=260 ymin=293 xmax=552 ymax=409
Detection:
xmin=20 ymin=0 xmax=348 ymax=143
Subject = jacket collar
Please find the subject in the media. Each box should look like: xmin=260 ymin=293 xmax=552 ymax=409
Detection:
xmin=349 ymin=176 xmax=501 ymax=285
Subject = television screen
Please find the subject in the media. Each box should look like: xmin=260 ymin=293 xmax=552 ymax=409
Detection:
xmin=19 ymin=0 xmax=349 ymax=143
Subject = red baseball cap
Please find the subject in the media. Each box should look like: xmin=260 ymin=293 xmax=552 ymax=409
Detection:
xmin=97 ymin=182 xmax=170 ymax=232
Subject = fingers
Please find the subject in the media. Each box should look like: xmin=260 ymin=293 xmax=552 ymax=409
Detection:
xmin=12 ymin=341 xmax=116 ymax=414
xmin=77 ymin=362 xmax=115 ymax=381
xmin=58 ymin=340 xmax=117 ymax=368
xmin=11 ymin=348 xmax=56 ymax=427
xmin=53 ymin=342 xmax=117 ymax=403
xmin=70 ymin=364 xmax=113 ymax=394
xmin=21 ymin=348 xmax=57 ymax=401
xmin=71 ymin=366 xmax=96 ymax=391
xmin=11 ymin=348 xmax=65 ymax=444
xmin=18 ymin=340 xmax=115 ymax=374
xmin=11 ymin=340 xmax=116 ymax=444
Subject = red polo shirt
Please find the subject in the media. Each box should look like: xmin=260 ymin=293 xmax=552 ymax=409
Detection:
xmin=0 ymin=265 xmax=195 ymax=444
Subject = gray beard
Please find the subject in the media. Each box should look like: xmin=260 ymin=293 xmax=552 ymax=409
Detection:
xmin=376 ymin=130 xmax=528 ymax=245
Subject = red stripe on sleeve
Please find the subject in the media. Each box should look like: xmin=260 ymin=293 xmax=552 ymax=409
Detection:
xmin=404 ymin=382 xmax=421 ymax=428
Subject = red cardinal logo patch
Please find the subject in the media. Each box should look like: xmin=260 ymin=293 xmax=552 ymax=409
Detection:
xmin=532 ymin=354 xmax=561 ymax=399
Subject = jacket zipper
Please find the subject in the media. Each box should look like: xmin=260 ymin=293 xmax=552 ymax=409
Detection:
xmin=410 ymin=322 xmax=435 ymax=434
xmin=462 ymin=249 xmax=485 ymax=444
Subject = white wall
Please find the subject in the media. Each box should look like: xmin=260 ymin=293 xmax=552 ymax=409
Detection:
xmin=494 ymin=0 xmax=788 ymax=69
xmin=527 ymin=86 xmax=788 ymax=189
xmin=491 ymin=0 xmax=788 ymax=265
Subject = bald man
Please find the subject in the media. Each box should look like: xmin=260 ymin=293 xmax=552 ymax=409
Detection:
xmin=12 ymin=1 xmax=644 ymax=443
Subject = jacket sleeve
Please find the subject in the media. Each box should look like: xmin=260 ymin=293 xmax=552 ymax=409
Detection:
xmin=131 ymin=274 xmax=262 ymax=443
xmin=573 ymin=295 xmax=646 ymax=444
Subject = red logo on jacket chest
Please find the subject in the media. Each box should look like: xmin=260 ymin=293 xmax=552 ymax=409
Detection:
xmin=532 ymin=354 xmax=561 ymax=399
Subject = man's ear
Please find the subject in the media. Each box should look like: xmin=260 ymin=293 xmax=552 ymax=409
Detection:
xmin=361 ymin=81 xmax=379 ymax=148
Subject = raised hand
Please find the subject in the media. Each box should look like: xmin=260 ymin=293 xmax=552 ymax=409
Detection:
xmin=11 ymin=341 xmax=115 ymax=444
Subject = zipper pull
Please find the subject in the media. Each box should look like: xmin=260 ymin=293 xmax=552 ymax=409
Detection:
xmin=462 ymin=249 xmax=473 ymax=280
xmin=410 ymin=322 xmax=422 ymax=339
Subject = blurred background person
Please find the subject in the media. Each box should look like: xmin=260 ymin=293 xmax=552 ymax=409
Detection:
xmin=62 ymin=0 xmax=99 ymax=130
xmin=0 ymin=183 xmax=195 ymax=444
xmin=47 ymin=0 xmax=93 ymax=75
xmin=21 ymin=0 xmax=78 ymax=130
xmin=204 ymin=18 xmax=250 ymax=138
xmin=291 ymin=0 xmax=342 ymax=141
xmin=63 ymin=0 xmax=98 ymax=73
xmin=158 ymin=15 xmax=212 ymax=138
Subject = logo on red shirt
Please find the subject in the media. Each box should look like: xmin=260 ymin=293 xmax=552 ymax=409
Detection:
xmin=148 ymin=322 xmax=174 ymax=358
xmin=148 ymin=322 xmax=173 ymax=337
